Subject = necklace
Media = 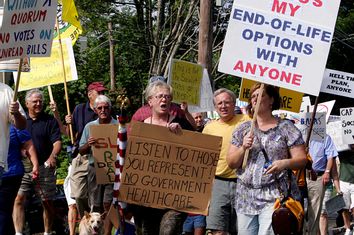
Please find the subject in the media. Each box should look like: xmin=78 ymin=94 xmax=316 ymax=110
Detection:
xmin=150 ymin=113 xmax=170 ymax=127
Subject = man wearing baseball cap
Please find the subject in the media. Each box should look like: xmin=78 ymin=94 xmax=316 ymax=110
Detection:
xmin=66 ymin=82 xmax=107 ymax=144
xmin=62 ymin=81 xmax=107 ymax=235
xmin=87 ymin=82 xmax=107 ymax=93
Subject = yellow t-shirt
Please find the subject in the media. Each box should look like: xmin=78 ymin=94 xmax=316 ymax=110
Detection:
xmin=203 ymin=114 xmax=250 ymax=179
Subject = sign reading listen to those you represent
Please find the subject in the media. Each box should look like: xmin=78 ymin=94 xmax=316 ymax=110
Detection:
xmin=119 ymin=122 xmax=222 ymax=215
xmin=0 ymin=0 xmax=57 ymax=61
xmin=218 ymin=0 xmax=340 ymax=95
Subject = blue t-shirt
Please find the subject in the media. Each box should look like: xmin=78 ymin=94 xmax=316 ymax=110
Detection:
xmin=309 ymin=134 xmax=338 ymax=172
xmin=2 ymin=126 xmax=31 ymax=178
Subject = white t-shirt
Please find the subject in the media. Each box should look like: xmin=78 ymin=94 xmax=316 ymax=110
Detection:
xmin=0 ymin=83 xmax=25 ymax=170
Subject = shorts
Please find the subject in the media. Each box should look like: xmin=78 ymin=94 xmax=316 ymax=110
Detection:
xmin=321 ymin=183 xmax=333 ymax=214
xmin=64 ymin=165 xmax=76 ymax=206
xmin=340 ymin=180 xmax=354 ymax=210
xmin=206 ymin=178 xmax=237 ymax=233
xmin=93 ymin=184 xmax=113 ymax=206
xmin=18 ymin=165 xmax=56 ymax=201
xmin=183 ymin=215 xmax=206 ymax=232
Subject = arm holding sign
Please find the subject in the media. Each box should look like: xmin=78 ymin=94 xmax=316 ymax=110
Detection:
xmin=180 ymin=101 xmax=197 ymax=130
xmin=79 ymin=136 xmax=96 ymax=155
xmin=227 ymin=131 xmax=253 ymax=169
xmin=10 ymin=101 xmax=27 ymax=130
xmin=78 ymin=123 xmax=95 ymax=156
xmin=50 ymin=101 xmax=69 ymax=136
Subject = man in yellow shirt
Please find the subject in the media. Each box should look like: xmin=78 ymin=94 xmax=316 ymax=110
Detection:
xmin=203 ymin=88 xmax=249 ymax=235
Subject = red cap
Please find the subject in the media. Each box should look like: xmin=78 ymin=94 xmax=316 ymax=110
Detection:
xmin=87 ymin=82 xmax=107 ymax=92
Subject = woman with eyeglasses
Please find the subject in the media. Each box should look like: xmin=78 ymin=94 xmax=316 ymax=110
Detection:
xmin=226 ymin=83 xmax=307 ymax=235
xmin=130 ymin=80 xmax=193 ymax=235
xmin=143 ymin=80 xmax=193 ymax=132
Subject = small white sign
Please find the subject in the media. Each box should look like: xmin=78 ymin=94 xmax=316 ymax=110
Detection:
xmin=189 ymin=69 xmax=215 ymax=113
xmin=327 ymin=116 xmax=350 ymax=152
xmin=340 ymin=108 xmax=354 ymax=144
xmin=300 ymin=96 xmax=311 ymax=112
xmin=295 ymin=112 xmax=326 ymax=142
xmin=0 ymin=0 xmax=57 ymax=61
xmin=218 ymin=0 xmax=341 ymax=96
xmin=300 ymin=99 xmax=335 ymax=123
xmin=321 ymin=69 xmax=354 ymax=98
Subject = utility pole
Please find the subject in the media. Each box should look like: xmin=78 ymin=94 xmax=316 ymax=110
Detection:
xmin=198 ymin=0 xmax=213 ymax=79
xmin=108 ymin=22 xmax=116 ymax=91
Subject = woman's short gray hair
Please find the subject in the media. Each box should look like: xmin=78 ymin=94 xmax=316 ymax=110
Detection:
xmin=94 ymin=95 xmax=111 ymax=108
xmin=213 ymin=88 xmax=236 ymax=105
xmin=25 ymin=89 xmax=44 ymax=102
xmin=144 ymin=80 xmax=173 ymax=101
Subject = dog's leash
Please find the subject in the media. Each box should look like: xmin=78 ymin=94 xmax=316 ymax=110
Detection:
xmin=33 ymin=177 xmax=56 ymax=215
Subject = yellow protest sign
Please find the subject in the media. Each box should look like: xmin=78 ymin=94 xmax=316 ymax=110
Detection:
xmin=239 ymin=78 xmax=303 ymax=113
xmin=119 ymin=121 xmax=221 ymax=215
xmin=168 ymin=59 xmax=203 ymax=105
xmin=53 ymin=23 xmax=82 ymax=45
xmin=15 ymin=39 xmax=78 ymax=91
xmin=61 ymin=0 xmax=83 ymax=31
xmin=54 ymin=2 xmax=83 ymax=45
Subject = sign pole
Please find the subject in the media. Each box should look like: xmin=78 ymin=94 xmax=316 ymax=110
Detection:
xmin=47 ymin=85 xmax=54 ymax=102
xmin=242 ymin=83 xmax=264 ymax=169
xmin=13 ymin=58 xmax=23 ymax=102
xmin=55 ymin=17 xmax=74 ymax=144
xmin=305 ymin=96 xmax=319 ymax=147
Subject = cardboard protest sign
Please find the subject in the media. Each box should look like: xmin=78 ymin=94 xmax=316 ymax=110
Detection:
xmin=0 ymin=0 xmax=57 ymax=61
xmin=119 ymin=121 xmax=222 ymax=215
xmin=321 ymin=69 xmax=354 ymax=98
xmin=168 ymin=59 xmax=203 ymax=105
xmin=295 ymin=112 xmax=326 ymax=142
xmin=13 ymin=38 xmax=77 ymax=91
xmin=327 ymin=116 xmax=350 ymax=152
xmin=340 ymin=108 xmax=354 ymax=144
xmin=218 ymin=0 xmax=341 ymax=96
xmin=188 ymin=69 xmax=214 ymax=113
xmin=239 ymin=78 xmax=303 ymax=112
xmin=90 ymin=124 xmax=118 ymax=184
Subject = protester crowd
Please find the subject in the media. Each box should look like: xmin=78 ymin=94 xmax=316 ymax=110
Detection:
xmin=1 ymin=79 xmax=354 ymax=235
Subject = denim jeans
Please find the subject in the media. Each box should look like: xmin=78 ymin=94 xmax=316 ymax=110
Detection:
xmin=237 ymin=204 xmax=274 ymax=235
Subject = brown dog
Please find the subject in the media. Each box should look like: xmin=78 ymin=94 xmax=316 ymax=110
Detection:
xmin=79 ymin=211 xmax=104 ymax=235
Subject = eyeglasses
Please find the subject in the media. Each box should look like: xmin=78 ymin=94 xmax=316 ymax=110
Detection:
xmin=96 ymin=105 xmax=110 ymax=111
xmin=216 ymin=101 xmax=233 ymax=107
xmin=155 ymin=94 xmax=172 ymax=100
